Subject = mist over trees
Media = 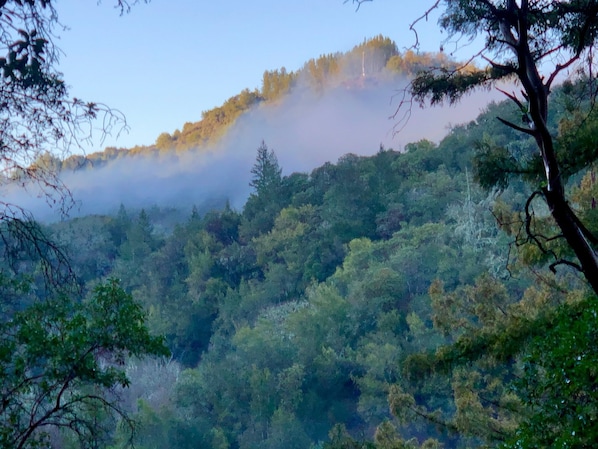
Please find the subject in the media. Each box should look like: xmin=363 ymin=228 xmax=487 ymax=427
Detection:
xmin=50 ymin=34 xmax=458 ymax=170
xmin=4 ymin=1 xmax=598 ymax=448
xmin=12 ymin=34 xmax=501 ymax=222
xmin=34 ymin=73 xmax=598 ymax=447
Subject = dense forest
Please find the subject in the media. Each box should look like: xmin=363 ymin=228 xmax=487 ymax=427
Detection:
xmin=4 ymin=1 xmax=598 ymax=448
xmin=12 ymin=79 xmax=593 ymax=448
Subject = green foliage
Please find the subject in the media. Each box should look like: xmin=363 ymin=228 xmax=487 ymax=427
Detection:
xmin=0 ymin=2 xmax=173 ymax=448
xmin=249 ymin=141 xmax=283 ymax=195
xmin=506 ymin=295 xmax=598 ymax=449
xmin=556 ymin=106 xmax=598 ymax=178
xmin=43 ymin=111 xmax=526 ymax=447
xmin=411 ymin=67 xmax=506 ymax=107
xmin=241 ymin=142 xmax=287 ymax=240
xmin=0 ymin=278 xmax=168 ymax=448
xmin=406 ymin=0 xmax=598 ymax=293
xmin=113 ymin=208 xmax=162 ymax=292
xmin=386 ymin=48 xmax=454 ymax=77
xmin=35 ymin=66 xmax=598 ymax=449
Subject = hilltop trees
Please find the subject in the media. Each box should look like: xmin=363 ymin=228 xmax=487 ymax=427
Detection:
xmin=261 ymin=68 xmax=296 ymax=101
xmin=56 ymin=35 xmax=461 ymax=167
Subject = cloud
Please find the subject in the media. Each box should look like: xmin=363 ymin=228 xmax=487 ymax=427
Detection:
xmin=231 ymin=78 xmax=503 ymax=173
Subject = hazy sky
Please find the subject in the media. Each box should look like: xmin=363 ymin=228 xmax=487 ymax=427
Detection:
xmin=54 ymin=0 xmax=459 ymax=152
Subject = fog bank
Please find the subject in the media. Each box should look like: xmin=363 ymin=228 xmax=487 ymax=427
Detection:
xmin=10 ymin=78 xmax=504 ymax=221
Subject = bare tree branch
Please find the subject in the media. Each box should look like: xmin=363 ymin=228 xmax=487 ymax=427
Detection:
xmin=408 ymin=0 xmax=441 ymax=50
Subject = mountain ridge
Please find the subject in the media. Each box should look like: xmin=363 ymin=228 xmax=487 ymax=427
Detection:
xmin=35 ymin=35 xmax=462 ymax=174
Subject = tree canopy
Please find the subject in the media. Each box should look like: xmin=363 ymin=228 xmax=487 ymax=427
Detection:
xmin=7 ymin=2 xmax=598 ymax=448
xmin=24 ymin=77 xmax=598 ymax=447
xmin=345 ymin=0 xmax=598 ymax=447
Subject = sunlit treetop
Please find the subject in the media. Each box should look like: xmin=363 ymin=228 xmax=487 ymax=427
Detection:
xmin=404 ymin=0 xmax=598 ymax=104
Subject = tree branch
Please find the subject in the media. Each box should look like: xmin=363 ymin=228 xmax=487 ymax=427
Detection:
xmin=408 ymin=0 xmax=441 ymax=49
xmin=549 ymin=259 xmax=583 ymax=274
xmin=496 ymin=116 xmax=536 ymax=135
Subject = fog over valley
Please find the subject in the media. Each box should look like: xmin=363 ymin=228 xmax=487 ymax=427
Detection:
xmin=4 ymin=2 xmax=598 ymax=448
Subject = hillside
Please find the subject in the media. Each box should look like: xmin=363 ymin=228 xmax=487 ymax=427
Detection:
xmin=4 ymin=59 xmax=598 ymax=447
xmin=50 ymin=35 xmax=461 ymax=172
xmin=4 ymin=0 xmax=598 ymax=447
xmin=8 ymin=78 xmax=591 ymax=448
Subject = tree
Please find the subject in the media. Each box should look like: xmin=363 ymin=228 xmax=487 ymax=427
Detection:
xmin=0 ymin=279 xmax=168 ymax=449
xmin=355 ymin=0 xmax=598 ymax=294
xmin=0 ymin=1 xmax=141 ymax=219
xmin=508 ymin=294 xmax=598 ymax=448
xmin=0 ymin=0 xmax=137 ymax=285
xmin=344 ymin=2 xmax=598 ymax=447
xmin=241 ymin=142 xmax=286 ymax=239
xmin=249 ymin=141 xmax=283 ymax=195
xmin=0 ymin=1 xmax=164 ymax=447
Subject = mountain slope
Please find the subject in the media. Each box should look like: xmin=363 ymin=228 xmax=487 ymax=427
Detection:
xmin=56 ymin=35 xmax=460 ymax=171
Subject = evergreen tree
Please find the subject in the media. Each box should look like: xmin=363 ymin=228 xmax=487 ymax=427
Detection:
xmin=249 ymin=141 xmax=283 ymax=195
xmin=241 ymin=142 xmax=286 ymax=240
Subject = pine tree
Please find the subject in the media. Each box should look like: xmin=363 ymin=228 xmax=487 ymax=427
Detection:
xmin=250 ymin=141 xmax=282 ymax=195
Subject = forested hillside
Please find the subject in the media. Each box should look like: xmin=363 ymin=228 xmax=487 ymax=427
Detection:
xmin=11 ymin=78 xmax=592 ymax=448
xmin=5 ymin=1 xmax=598 ymax=447
xmin=33 ymin=35 xmax=458 ymax=172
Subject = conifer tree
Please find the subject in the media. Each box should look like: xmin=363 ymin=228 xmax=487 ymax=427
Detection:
xmin=250 ymin=140 xmax=283 ymax=195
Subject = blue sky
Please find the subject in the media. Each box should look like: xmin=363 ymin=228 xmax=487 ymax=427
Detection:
xmin=54 ymin=0 xmax=451 ymax=152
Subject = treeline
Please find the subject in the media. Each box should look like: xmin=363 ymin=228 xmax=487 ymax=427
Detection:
xmin=40 ymin=35 xmax=458 ymax=172
xmin=149 ymin=35 xmax=459 ymax=154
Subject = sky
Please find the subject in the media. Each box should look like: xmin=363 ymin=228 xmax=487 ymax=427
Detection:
xmin=54 ymin=0 xmax=460 ymax=152
xmin=9 ymin=0 xmax=503 ymax=220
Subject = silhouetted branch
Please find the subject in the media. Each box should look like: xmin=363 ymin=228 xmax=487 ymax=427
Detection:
xmin=549 ymin=259 xmax=583 ymax=273
xmin=496 ymin=116 xmax=536 ymax=135
xmin=345 ymin=0 xmax=372 ymax=12
xmin=408 ymin=0 xmax=441 ymax=49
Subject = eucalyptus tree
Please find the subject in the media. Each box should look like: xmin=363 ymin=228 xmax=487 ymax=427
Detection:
xmin=355 ymin=0 xmax=598 ymax=293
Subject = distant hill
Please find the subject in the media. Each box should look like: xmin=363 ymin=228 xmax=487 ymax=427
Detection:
xmin=43 ymin=35 xmax=462 ymax=173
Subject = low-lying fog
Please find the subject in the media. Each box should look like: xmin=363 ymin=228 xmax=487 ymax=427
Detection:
xmin=9 ymin=78 xmax=504 ymax=221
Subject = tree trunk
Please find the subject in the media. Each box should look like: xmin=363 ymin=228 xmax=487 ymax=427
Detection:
xmin=544 ymin=189 xmax=598 ymax=294
xmin=512 ymin=3 xmax=598 ymax=295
